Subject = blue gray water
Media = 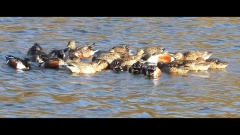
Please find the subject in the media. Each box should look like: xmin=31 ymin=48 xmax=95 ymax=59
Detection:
xmin=0 ymin=17 xmax=240 ymax=118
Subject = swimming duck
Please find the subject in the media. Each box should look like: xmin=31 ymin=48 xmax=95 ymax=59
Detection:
xmin=173 ymin=50 xmax=212 ymax=60
xmin=65 ymin=57 xmax=97 ymax=74
xmin=91 ymin=50 xmax=109 ymax=62
xmin=91 ymin=59 xmax=109 ymax=72
xmin=205 ymin=58 xmax=228 ymax=69
xmin=157 ymin=62 xmax=190 ymax=74
xmin=106 ymin=49 xmax=145 ymax=67
xmin=66 ymin=40 xmax=98 ymax=59
xmin=180 ymin=57 xmax=211 ymax=71
xmin=92 ymin=52 xmax=121 ymax=64
xmin=128 ymin=61 xmax=145 ymax=74
xmin=77 ymin=43 xmax=99 ymax=58
xmin=5 ymin=55 xmax=31 ymax=70
xmin=38 ymin=58 xmax=68 ymax=69
xmin=27 ymin=43 xmax=44 ymax=56
xmin=142 ymin=64 xmax=161 ymax=78
xmin=109 ymin=59 xmax=128 ymax=73
xmin=27 ymin=43 xmax=50 ymax=63
xmin=142 ymin=51 xmax=175 ymax=64
xmin=109 ymin=45 xmax=132 ymax=54
xmin=120 ymin=49 xmax=144 ymax=61
xmin=65 ymin=40 xmax=84 ymax=60
xmin=48 ymin=48 xmax=69 ymax=59
xmin=141 ymin=45 xmax=165 ymax=55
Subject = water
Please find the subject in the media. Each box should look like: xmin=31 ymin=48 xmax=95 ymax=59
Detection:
xmin=0 ymin=17 xmax=240 ymax=118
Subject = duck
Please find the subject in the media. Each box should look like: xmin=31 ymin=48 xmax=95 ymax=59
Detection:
xmin=119 ymin=49 xmax=145 ymax=64
xmin=109 ymin=45 xmax=132 ymax=54
xmin=179 ymin=57 xmax=211 ymax=71
xmin=65 ymin=40 xmax=84 ymax=60
xmin=92 ymin=52 xmax=121 ymax=64
xmin=120 ymin=56 xmax=141 ymax=67
xmin=65 ymin=57 xmax=97 ymax=74
xmin=91 ymin=50 xmax=109 ymax=62
xmin=29 ymin=50 xmax=50 ymax=63
xmin=66 ymin=40 xmax=98 ymax=59
xmin=105 ymin=49 xmax=145 ymax=67
xmin=142 ymin=51 xmax=175 ymax=64
xmin=142 ymin=64 xmax=161 ymax=78
xmin=141 ymin=45 xmax=165 ymax=55
xmin=27 ymin=43 xmax=44 ymax=56
xmin=205 ymin=58 xmax=228 ymax=69
xmin=77 ymin=43 xmax=99 ymax=58
xmin=173 ymin=50 xmax=212 ymax=60
xmin=109 ymin=59 xmax=128 ymax=73
xmin=5 ymin=55 xmax=31 ymax=70
xmin=129 ymin=61 xmax=145 ymax=74
xmin=48 ymin=48 xmax=69 ymax=59
xmin=27 ymin=43 xmax=50 ymax=63
xmin=157 ymin=62 xmax=190 ymax=74
xmin=38 ymin=58 xmax=68 ymax=69
xmin=91 ymin=59 xmax=109 ymax=72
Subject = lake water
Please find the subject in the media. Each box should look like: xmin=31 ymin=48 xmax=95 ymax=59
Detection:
xmin=0 ymin=17 xmax=240 ymax=118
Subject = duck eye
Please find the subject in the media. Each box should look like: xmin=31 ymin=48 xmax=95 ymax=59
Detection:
xmin=115 ymin=61 xmax=120 ymax=65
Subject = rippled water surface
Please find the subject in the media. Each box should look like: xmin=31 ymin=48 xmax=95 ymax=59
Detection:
xmin=0 ymin=17 xmax=240 ymax=118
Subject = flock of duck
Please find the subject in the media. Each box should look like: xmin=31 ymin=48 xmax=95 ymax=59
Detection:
xmin=5 ymin=40 xmax=228 ymax=78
